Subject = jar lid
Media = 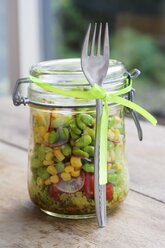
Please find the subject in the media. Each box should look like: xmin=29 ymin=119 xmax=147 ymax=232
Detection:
xmin=28 ymin=58 xmax=128 ymax=108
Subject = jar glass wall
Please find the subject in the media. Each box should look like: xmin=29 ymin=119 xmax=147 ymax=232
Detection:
xmin=28 ymin=104 xmax=129 ymax=219
xmin=27 ymin=58 xmax=130 ymax=219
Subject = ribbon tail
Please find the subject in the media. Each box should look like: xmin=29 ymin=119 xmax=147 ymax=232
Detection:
xmin=109 ymin=96 xmax=157 ymax=126
xmin=99 ymin=99 xmax=109 ymax=185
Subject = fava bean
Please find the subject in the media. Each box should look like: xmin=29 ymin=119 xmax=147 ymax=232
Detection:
xmin=72 ymin=147 xmax=89 ymax=158
xmin=58 ymin=127 xmax=69 ymax=141
xmin=37 ymin=167 xmax=50 ymax=180
xmin=82 ymin=163 xmax=94 ymax=173
xmin=75 ymin=135 xmax=92 ymax=148
xmin=61 ymin=144 xmax=72 ymax=156
xmin=70 ymin=122 xmax=82 ymax=135
xmin=84 ymin=127 xmax=95 ymax=140
xmin=31 ymin=158 xmax=42 ymax=169
xmin=70 ymin=131 xmax=80 ymax=141
xmin=107 ymin=172 xmax=123 ymax=186
xmin=37 ymin=146 xmax=46 ymax=161
xmin=51 ymin=114 xmax=72 ymax=128
xmin=76 ymin=114 xmax=94 ymax=130
xmin=49 ymin=130 xmax=59 ymax=144
xmin=80 ymin=114 xmax=94 ymax=126
xmin=55 ymin=162 xmax=65 ymax=173
xmin=83 ymin=146 xmax=94 ymax=157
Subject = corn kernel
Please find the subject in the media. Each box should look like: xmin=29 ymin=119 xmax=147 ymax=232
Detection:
xmin=50 ymin=175 xmax=59 ymax=184
xmin=36 ymin=113 xmax=45 ymax=126
xmin=44 ymin=178 xmax=51 ymax=185
xmin=113 ymin=129 xmax=120 ymax=135
xmin=108 ymin=129 xmax=115 ymax=140
xmin=34 ymin=135 xmax=43 ymax=144
xmin=43 ymin=160 xmax=54 ymax=166
xmin=38 ymin=126 xmax=47 ymax=136
xmin=70 ymin=156 xmax=82 ymax=169
xmin=45 ymin=152 xmax=54 ymax=161
xmin=61 ymin=172 xmax=71 ymax=181
xmin=114 ymin=164 xmax=122 ymax=171
xmin=44 ymin=132 xmax=50 ymax=143
xmin=54 ymin=148 xmax=65 ymax=161
xmin=64 ymin=165 xmax=74 ymax=173
xmin=113 ymin=129 xmax=120 ymax=141
xmin=36 ymin=177 xmax=44 ymax=186
xmin=71 ymin=170 xmax=80 ymax=177
xmin=47 ymin=165 xmax=57 ymax=175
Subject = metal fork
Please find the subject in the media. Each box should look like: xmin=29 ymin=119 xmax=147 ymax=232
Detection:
xmin=81 ymin=23 xmax=109 ymax=227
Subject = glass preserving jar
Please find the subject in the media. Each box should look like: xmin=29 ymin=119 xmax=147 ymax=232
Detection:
xmin=13 ymin=58 xmax=139 ymax=219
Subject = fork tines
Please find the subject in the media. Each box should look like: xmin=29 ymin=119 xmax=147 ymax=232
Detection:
xmin=82 ymin=22 xmax=109 ymax=57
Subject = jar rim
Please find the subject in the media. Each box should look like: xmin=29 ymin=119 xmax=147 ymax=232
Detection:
xmin=29 ymin=58 xmax=127 ymax=86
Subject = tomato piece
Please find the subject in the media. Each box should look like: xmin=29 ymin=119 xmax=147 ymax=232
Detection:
xmin=83 ymin=173 xmax=113 ymax=201
xmin=49 ymin=184 xmax=61 ymax=200
xmin=83 ymin=173 xmax=94 ymax=199
xmin=106 ymin=183 xmax=113 ymax=201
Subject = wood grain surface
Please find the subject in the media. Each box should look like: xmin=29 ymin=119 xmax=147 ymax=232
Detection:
xmin=0 ymin=97 xmax=165 ymax=248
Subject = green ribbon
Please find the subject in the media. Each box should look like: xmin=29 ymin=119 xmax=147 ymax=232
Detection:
xmin=29 ymin=76 xmax=157 ymax=185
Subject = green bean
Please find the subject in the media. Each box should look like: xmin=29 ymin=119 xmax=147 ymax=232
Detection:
xmin=83 ymin=146 xmax=95 ymax=157
xmin=75 ymin=134 xmax=92 ymax=148
xmin=72 ymin=147 xmax=89 ymax=158
xmin=49 ymin=130 xmax=59 ymax=144
xmin=61 ymin=144 xmax=72 ymax=156
xmin=82 ymin=163 xmax=94 ymax=173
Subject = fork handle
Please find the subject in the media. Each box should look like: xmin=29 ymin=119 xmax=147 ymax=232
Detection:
xmin=94 ymin=99 xmax=107 ymax=227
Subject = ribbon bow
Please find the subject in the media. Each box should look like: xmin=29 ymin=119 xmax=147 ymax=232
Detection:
xmin=30 ymin=76 xmax=157 ymax=185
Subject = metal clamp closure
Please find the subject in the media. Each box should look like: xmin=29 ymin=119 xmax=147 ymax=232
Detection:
xmin=125 ymin=69 xmax=143 ymax=141
xmin=12 ymin=78 xmax=30 ymax=106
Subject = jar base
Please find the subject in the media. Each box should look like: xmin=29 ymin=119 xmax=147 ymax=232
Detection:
xmin=40 ymin=208 xmax=96 ymax=219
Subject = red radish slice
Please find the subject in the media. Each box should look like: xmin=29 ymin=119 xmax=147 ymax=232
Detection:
xmin=48 ymin=112 xmax=53 ymax=131
xmin=55 ymin=172 xmax=85 ymax=193
xmin=108 ymin=139 xmax=121 ymax=144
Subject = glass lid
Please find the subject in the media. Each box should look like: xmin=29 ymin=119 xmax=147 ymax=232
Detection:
xmin=28 ymin=58 xmax=128 ymax=108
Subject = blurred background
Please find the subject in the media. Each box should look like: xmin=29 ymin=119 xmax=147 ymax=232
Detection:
xmin=0 ymin=0 xmax=165 ymax=124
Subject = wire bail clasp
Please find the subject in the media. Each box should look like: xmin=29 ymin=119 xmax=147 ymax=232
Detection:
xmin=125 ymin=69 xmax=143 ymax=141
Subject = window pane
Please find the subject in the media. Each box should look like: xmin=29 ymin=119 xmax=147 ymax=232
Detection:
xmin=41 ymin=0 xmax=165 ymax=124
xmin=0 ymin=0 xmax=9 ymax=96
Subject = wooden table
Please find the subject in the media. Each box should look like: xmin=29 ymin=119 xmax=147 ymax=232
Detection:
xmin=0 ymin=97 xmax=165 ymax=248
